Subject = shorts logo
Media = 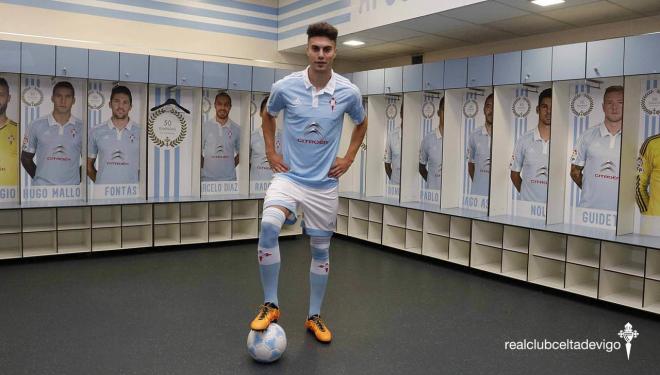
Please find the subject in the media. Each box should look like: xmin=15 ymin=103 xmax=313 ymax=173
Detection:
xmin=87 ymin=89 xmax=105 ymax=110
xmin=512 ymin=96 xmax=531 ymax=118
xmin=570 ymin=92 xmax=594 ymax=117
xmin=641 ymin=88 xmax=660 ymax=116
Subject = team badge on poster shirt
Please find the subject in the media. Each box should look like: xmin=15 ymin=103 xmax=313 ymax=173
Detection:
xmin=129 ymin=134 xmax=136 ymax=143
xmin=570 ymin=92 xmax=594 ymax=117
xmin=70 ymin=128 xmax=77 ymax=138
xmin=641 ymin=88 xmax=660 ymax=116
xmin=7 ymin=134 xmax=15 ymax=145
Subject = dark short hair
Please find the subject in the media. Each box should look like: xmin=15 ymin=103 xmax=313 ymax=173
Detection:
xmin=0 ymin=77 xmax=9 ymax=92
xmin=110 ymin=85 xmax=132 ymax=105
xmin=438 ymin=96 xmax=445 ymax=112
xmin=215 ymin=91 xmax=232 ymax=106
xmin=260 ymin=95 xmax=269 ymax=114
xmin=306 ymin=22 xmax=338 ymax=42
xmin=52 ymin=81 xmax=75 ymax=96
xmin=538 ymin=88 xmax=552 ymax=107
xmin=485 ymin=93 xmax=494 ymax=103
xmin=604 ymin=85 xmax=624 ymax=99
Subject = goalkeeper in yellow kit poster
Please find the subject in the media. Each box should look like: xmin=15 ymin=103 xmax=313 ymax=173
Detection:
xmin=0 ymin=77 xmax=19 ymax=191
xmin=636 ymin=134 xmax=660 ymax=216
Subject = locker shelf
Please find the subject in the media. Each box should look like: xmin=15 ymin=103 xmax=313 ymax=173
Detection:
xmin=154 ymin=223 xmax=180 ymax=246
xmin=369 ymin=203 xmax=383 ymax=223
xmin=336 ymin=215 xmax=348 ymax=236
xmin=368 ymin=222 xmax=382 ymax=244
xmin=209 ymin=201 xmax=232 ymax=221
xmin=566 ymin=236 xmax=600 ymax=268
xmin=529 ymin=230 xmax=566 ymax=261
xmin=383 ymin=205 xmax=406 ymax=228
xmin=471 ymin=244 xmax=502 ymax=274
xmin=406 ymin=209 xmax=423 ymax=231
xmin=422 ymin=232 xmax=449 ymax=260
xmin=502 ymin=250 xmax=527 ymax=281
xmin=209 ymin=220 xmax=231 ymax=242
xmin=22 ymin=231 xmax=57 ymax=257
xmin=646 ymin=249 xmax=660 ymax=281
xmin=232 ymin=218 xmax=258 ymax=239
xmin=599 ymin=270 xmax=643 ymax=308
xmin=92 ymin=206 xmax=121 ymax=228
xmin=450 ymin=217 xmax=471 ymax=241
xmin=232 ymin=201 xmax=258 ymax=220
xmin=0 ymin=210 xmax=21 ymax=233
xmin=472 ymin=221 xmax=503 ymax=248
xmin=93 ymin=227 xmax=121 ymax=251
xmin=643 ymin=279 xmax=660 ymax=314
xmin=122 ymin=204 xmax=152 ymax=226
xmin=181 ymin=222 xmax=208 ymax=244
xmin=122 ymin=225 xmax=152 ymax=249
xmin=57 ymin=207 xmax=91 ymax=230
xmin=405 ymin=229 xmax=422 ymax=254
xmin=349 ymin=200 xmax=369 ymax=221
xmin=383 ymin=225 xmax=405 ymax=250
xmin=23 ymin=208 xmax=56 ymax=232
xmin=154 ymin=203 xmax=180 ymax=224
xmin=348 ymin=217 xmax=369 ymax=240
xmin=528 ymin=255 xmax=565 ymax=290
xmin=0 ymin=233 xmax=21 ymax=259
xmin=338 ymin=197 xmax=349 ymax=216
xmin=503 ymin=226 xmax=529 ymax=254
xmin=448 ymin=239 xmax=470 ymax=266
xmin=423 ymin=212 xmax=450 ymax=237
xmin=180 ymin=202 xmax=208 ymax=223
xmin=565 ymin=263 xmax=598 ymax=298
xmin=601 ymin=242 xmax=645 ymax=278
xmin=57 ymin=228 xmax=91 ymax=253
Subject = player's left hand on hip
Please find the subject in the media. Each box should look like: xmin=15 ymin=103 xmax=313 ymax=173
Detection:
xmin=328 ymin=157 xmax=352 ymax=178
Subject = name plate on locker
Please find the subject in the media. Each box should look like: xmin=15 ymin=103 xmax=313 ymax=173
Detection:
xmin=515 ymin=200 xmax=546 ymax=220
xmin=251 ymin=180 xmax=273 ymax=194
xmin=462 ymin=194 xmax=488 ymax=212
xmin=0 ymin=186 xmax=18 ymax=201
xmin=91 ymin=184 xmax=139 ymax=199
xmin=202 ymin=181 xmax=239 ymax=195
xmin=573 ymin=207 xmax=617 ymax=230
xmin=22 ymin=185 xmax=81 ymax=201
xmin=420 ymin=188 xmax=439 ymax=204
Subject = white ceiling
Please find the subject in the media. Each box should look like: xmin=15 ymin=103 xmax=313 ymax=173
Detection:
xmin=283 ymin=0 xmax=660 ymax=62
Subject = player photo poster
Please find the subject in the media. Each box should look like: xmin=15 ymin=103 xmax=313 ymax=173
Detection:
xmin=87 ymin=81 xmax=146 ymax=200
xmin=249 ymin=92 xmax=282 ymax=194
xmin=635 ymin=76 xmax=660 ymax=236
xmin=564 ymin=78 xmax=623 ymax=230
xmin=0 ymin=73 xmax=20 ymax=203
xmin=417 ymin=93 xmax=444 ymax=205
xmin=20 ymin=76 xmax=87 ymax=202
xmin=460 ymin=90 xmax=492 ymax=213
xmin=383 ymin=97 xmax=402 ymax=199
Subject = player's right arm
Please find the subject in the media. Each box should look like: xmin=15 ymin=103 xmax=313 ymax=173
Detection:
xmin=384 ymin=134 xmax=392 ymax=179
xmin=570 ymin=132 xmax=588 ymax=189
xmin=418 ymin=138 xmax=428 ymax=181
xmin=20 ymin=123 xmax=38 ymax=178
xmin=265 ymin=83 xmax=288 ymax=173
xmin=636 ymin=138 xmax=654 ymax=214
xmin=87 ymin=129 xmax=98 ymax=182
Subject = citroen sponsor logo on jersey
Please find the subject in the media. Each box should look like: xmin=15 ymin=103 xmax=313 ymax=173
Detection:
xmin=47 ymin=145 xmax=71 ymax=161
xmin=595 ymin=160 xmax=619 ymax=180
xmin=530 ymin=166 xmax=548 ymax=185
xmin=298 ymin=122 xmax=328 ymax=145
xmin=211 ymin=144 xmax=230 ymax=159
xmin=108 ymin=149 xmax=129 ymax=166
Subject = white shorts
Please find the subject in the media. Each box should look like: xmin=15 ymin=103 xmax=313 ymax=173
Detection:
xmin=263 ymin=175 xmax=338 ymax=237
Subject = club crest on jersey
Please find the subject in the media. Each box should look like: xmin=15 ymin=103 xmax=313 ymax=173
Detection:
xmin=129 ymin=134 xmax=136 ymax=143
xmin=330 ymin=97 xmax=336 ymax=111
xmin=570 ymin=149 xmax=578 ymax=163
xmin=70 ymin=128 xmax=77 ymax=138
xmin=7 ymin=135 xmax=15 ymax=145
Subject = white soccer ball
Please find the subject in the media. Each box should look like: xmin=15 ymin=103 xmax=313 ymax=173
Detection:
xmin=247 ymin=323 xmax=287 ymax=363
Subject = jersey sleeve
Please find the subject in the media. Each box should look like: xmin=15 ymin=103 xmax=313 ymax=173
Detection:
xmin=384 ymin=133 xmax=392 ymax=163
xmin=467 ymin=133 xmax=476 ymax=163
xmin=347 ymin=87 xmax=366 ymax=125
xmin=22 ymin=122 xmax=38 ymax=154
xmin=636 ymin=140 xmax=653 ymax=214
xmin=88 ymin=128 xmax=98 ymax=158
xmin=572 ymin=132 xmax=588 ymax=167
xmin=419 ymin=137 xmax=428 ymax=165
xmin=267 ymin=81 xmax=286 ymax=117
xmin=510 ymin=138 xmax=524 ymax=172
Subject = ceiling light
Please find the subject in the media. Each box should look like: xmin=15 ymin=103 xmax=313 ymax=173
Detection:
xmin=531 ymin=0 xmax=565 ymax=6
xmin=343 ymin=40 xmax=365 ymax=47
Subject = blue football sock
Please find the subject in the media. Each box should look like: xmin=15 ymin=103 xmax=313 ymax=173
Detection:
xmin=258 ymin=207 xmax=285 ymax=306
xmin=309 ymin=236 xmax=331 ymax=317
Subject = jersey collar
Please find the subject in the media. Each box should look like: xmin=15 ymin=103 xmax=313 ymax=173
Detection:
xmin=599 ymin=122 xmax=621 ymax=137
xmin=303 ymin=66 xmax=336 ymax=96
xmin=107 ymin=118 xmax=134 ymax=131
xmin=48 ymin=114 xmax=76 ymax=127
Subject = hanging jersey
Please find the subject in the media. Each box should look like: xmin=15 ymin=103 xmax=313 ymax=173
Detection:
xmin=467 ymin=126 xmax=491 ymax=196
xmin=267 ymin=67 xmax=365 ymax=189
xmin=0 ymin=119 xmax=19 ymax=186
xmin=510 ymin=128 xmax=549 ymax=203
xmin=636 ymin=135 xmax=660 ymax=216
xmin=250 ymin=128 xmax=282 ymax=182
xmin=89 ymin=120 xmax=141 ymax=184
xmin=384 ymin=126 xmax=402 ymax=184
xmin=572 ymin=123 xmax=621 ymax=211
xmin=23 ymin=114 xmax=83 ymax=186
xmin=201 ymin=119 xmax=240 ymax=181
xmin=419 ymin=130 xmax=443 ymax=190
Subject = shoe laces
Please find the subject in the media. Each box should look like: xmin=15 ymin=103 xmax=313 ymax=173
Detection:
xmin=257 ymin=305 xmax=271 ymax=320
xmin=310 ymin=316 xmax=326 ymax=332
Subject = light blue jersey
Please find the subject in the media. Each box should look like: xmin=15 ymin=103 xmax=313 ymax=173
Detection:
xmin=467 ymin=126 xmax=491 ymax=196
xmin=250 ymin=128 xmax=282 ymax=182
xmin=384 ymin=126 xmax=402 ymax=184
xmin=510 ymin=128 xmax=549 ymax=203
xmin=572 ymin=123 xmax=621 ymax=211
xmin=201 ymin=119 xmax=241 ymax=181
xmin=89 ymin=120 xmax=141 ymax=184
xmin=420 ymin=129 xmax=443 ymax=190
xmin=267 ymin=67 xmax=365 ymax=189
xmin=24 ymin=114 xmax=83 ymax=186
